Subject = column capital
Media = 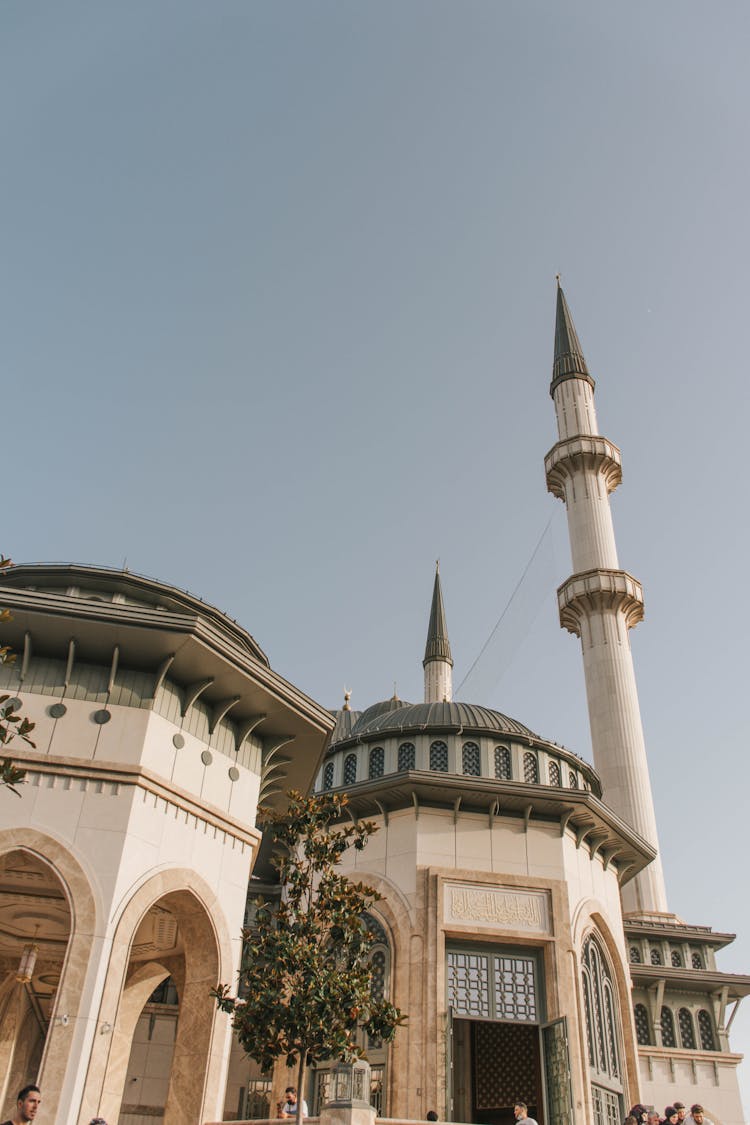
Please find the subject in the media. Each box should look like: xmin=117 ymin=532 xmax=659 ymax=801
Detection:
xmin=545 ymin=435 xmax=622 ymax=500
xmin=557 ymin=568 xmax=644 ymax=636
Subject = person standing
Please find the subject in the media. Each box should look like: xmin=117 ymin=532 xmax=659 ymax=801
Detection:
xmin=1 ymin=1085 xmax=41 ymax=1125
xmin=674 ymin=1103 xmax=688 ymax=1123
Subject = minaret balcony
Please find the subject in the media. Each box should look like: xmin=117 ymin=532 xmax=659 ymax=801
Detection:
xmin=558 ymin=568 xmax=644 ymax=635
xmin=545 ymin=434 xmax=622 ymax=499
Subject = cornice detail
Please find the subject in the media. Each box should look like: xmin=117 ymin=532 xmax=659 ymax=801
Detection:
xmin=10 ymin=751 xmax=262 ymax=851
xmin=544 ymin=434 xmax=622 ymax=499
xmin=557 ymin=569 xmax=644 ymax=636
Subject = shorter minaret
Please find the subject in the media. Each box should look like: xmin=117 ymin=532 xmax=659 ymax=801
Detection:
xmin=423 ymin=562 xmax=453 ymax=703
xmin=545 ymin=280 xmax=667 ymax=915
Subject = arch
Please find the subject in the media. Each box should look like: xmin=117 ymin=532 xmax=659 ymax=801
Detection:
xmin=461 ymin=741 xmax=480 ymax=777
xmin=570 ymin=904 xmax=640 ymax=1113
xmin=429 ymin=741 xmax=448 ymax=771
xmin=633 ymin=1003 xmax=650 ymax=1046
xmin=343 ymin=753 xmax=358 ymax=786
xmin=494 ymin=745 xmax=511 ymax=780
xmin=661 ymin=1006 xmax=676 ymax=1047
xmin=369 ymin=747 xmax=385 ymax=780
xmin=523 ymin=751 xmax=539 ymax=784
xmin=322 ymin=761 xmax=334 ymax=791
xmin=397 ymin=742 xmax=415 ymax=772
xmin=79 ymin=867 xmax=235 ymax=1125
xmin=698 ymin=1009 xmax=716 ymax=1051
xmin=0 ymin=829 xmax=98 ymax=1118
xmin=678 ymin=1007 xmax=696 ymax=1049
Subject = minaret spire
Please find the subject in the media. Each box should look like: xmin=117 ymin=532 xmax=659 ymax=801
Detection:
xmin=545 ymin=280 xmax=668 ymax=916
xmin=423 ymin=561 xmax=453 ymax=703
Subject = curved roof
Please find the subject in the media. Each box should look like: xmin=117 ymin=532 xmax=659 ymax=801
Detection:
xmin=346 ymin=699 xmax=537 ymax=741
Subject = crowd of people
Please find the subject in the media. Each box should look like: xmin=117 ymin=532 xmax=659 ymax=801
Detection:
xmin=626 ymin=1101 xmax=713 ymax=1125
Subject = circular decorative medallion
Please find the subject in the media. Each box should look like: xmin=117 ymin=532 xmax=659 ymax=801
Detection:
xmin=93 ymin=709 xmax=111 ymax=725
xmin=172 ymin=733 xmax=185 ymax=749
xmin=49 ymin=702 xmax=67 ymax=718
xmin=200 ymin=750 xmax=213 ymax=766
xmin=228 ymin=766 xmax=240 ymax=782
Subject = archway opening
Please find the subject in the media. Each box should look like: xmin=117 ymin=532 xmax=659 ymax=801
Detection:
xmin=102 ymin=889 xmax=219 ymax=1125
xmin=0 ymin=849 xmax=72 ymax=1118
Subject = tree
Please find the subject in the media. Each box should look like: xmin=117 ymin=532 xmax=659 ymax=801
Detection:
xmin=0 ymin=555 xmax=34 ymax=794
xmin=213 ymin=790 xmax=405 ymax=1125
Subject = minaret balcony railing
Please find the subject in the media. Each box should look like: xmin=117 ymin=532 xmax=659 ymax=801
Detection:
xmin=557 ymin=569 xmax=644 ymax=636
xmin=544 ymin=434 xmax=622 ymax=499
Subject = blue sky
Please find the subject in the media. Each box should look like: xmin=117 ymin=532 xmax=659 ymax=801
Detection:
xmin=3 ymin=1 xmax=749 ymax=1110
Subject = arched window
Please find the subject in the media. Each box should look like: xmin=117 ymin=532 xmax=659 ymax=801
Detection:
xmin=691 ymin=951 xmax=703 ymax=969
xmin=523 ymin=751 xmax=538 ymax=784
xmin=398 ymin=742 xmax=415 ymax=771
xmin=369 ymin=747 xmax=384 ymax=779
xmin=362 ymin=914 xmax=391 ymax=1055
xmin=580 ymin=933 xmax=621 ymax=1088
xmin=343 ymin=753 xmax=357 ymax=786
xmin=678 ymin=1008 xmax=696 ymax=1049
xmin=650 ymin=947 xmax=663 ymax=966
xmin=629 ymin=946 xmax=642 ymax=964
xmin=462 ymin=741 xmax=480 ymax=776
xmin=569 ymin=769 xmax=579 ymax=789
xmin=671 ymin=949 xmax=683 ymax=968
xmin=430 ymin=740 xmax=449 ymax=771
xmin=698 ymin=1009 xmax=716 ymax=1051
xmin=494 ymin=746 xmax=511 ymax=780
xmin=322 ymin=761 xmax=334 ymax=791
xmin=661 ymin=1006 xmax=676 ymax=1047
xmin=548 ymin=760 xmax=561 ymax=786
xmin=634 ymin=1003 xmax=650 ymax=1046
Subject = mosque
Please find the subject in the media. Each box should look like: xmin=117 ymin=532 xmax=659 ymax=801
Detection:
xmin=0 ymin=286 xmax=747 ymax=1125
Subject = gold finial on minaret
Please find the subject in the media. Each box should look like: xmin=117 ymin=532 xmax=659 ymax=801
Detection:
xmin=391 ymin=681 xmax=399 ymax=701
xmin=555 ymin=272 xmax=561 ymax=287
xmin=342 ymin=689 xmax=351 ymax=712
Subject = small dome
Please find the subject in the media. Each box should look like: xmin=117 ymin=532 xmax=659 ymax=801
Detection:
xmin=346 ymin=700 xmax=537 ymax=741
xmin=330 ymin=708 xmax=362 ymax=743
xmin=351 ymin=697 xmax=413 ymax=734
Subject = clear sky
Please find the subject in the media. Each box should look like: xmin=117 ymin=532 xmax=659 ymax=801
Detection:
xmin=3 ymin=1 xmax=749 ymax=1112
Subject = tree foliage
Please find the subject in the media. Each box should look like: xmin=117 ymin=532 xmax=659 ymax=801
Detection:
xmin=0 ymin=555 xmax=34 ymax=795
xmin=213 ymin=790 xmax=405 ymax=1123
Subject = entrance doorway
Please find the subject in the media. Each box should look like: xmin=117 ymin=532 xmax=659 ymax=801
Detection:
xmin=452 ymin=1018 xmax=543 ymax=1125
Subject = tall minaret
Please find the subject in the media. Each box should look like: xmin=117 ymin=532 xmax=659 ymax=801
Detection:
xmin=545 ymin=279 xmax=667 ymax=915
xmin=423 ymin=562 xmax=453 ymax=703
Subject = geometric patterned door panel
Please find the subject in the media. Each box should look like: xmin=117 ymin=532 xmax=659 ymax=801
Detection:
xmin=472 ymin=1021 xmax=538 ymax=1110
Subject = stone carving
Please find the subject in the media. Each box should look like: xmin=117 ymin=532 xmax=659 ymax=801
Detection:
xmin=444 ymin=882 xmax=550 ymax=933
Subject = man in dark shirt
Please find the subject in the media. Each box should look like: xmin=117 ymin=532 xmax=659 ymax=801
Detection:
xmin=1 ymin=1084 xmax=41 ymax=1125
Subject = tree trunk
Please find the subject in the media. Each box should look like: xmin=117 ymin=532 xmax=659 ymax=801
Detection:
xmin=296 ymin=1051 xmax=306 ymax=1125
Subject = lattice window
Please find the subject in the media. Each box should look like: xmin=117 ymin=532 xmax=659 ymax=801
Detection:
xmin=671 ymin=949 xmax=683 ymax=967
xmin=691 ymin=951 xmax=703 ymax=969
xmin=430 ymin=740 xmax=449 ymax=771
xmin=650 ymin=948 xmax=663 ymax=965
xmin=679 ymin=1007 xmax=696 ymax=1049
xmin=398 ymin=742 xmax=415 ymax=771
xmin=634 ymin=1004 xmax=650 ymax=1045
xmin=462 ymin=741 xmax=481 ymax=776
xmin=363 ymin=913 xmax=388 ymax=946
xmin=569 ymin=769 xmax=579 ymax=789
xmin=548 ymin=760 xmax=561 ymax=786
xmin=369 ymin=746 xmax=384 ymax=779
xmin=494 ymin=745 xmax=511 ymax=780
xmin=494 ymin=954 xmax=537 ymax=1022
xmin=698 ymin=1009 xmax=716 ymax=1051
xmin=581 ymin=934 xmax=621 ymax=1084
xmin=343 ymin=753 xmax=357 ymax=786
xmin=629 ymin=946 xmax=641 ymax=964
xmin=592 ymin=1085 xmax=621 ymax=1125
xmin=447 ymin=951 xmax=490 ymax=1018
xmin=660 ymin=1006 xmax=676 ymax=1047
xmin=523 ymin=751 xmax=539 ymax=784
xmin=322 ymin=761 xmax=334 ymax=791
